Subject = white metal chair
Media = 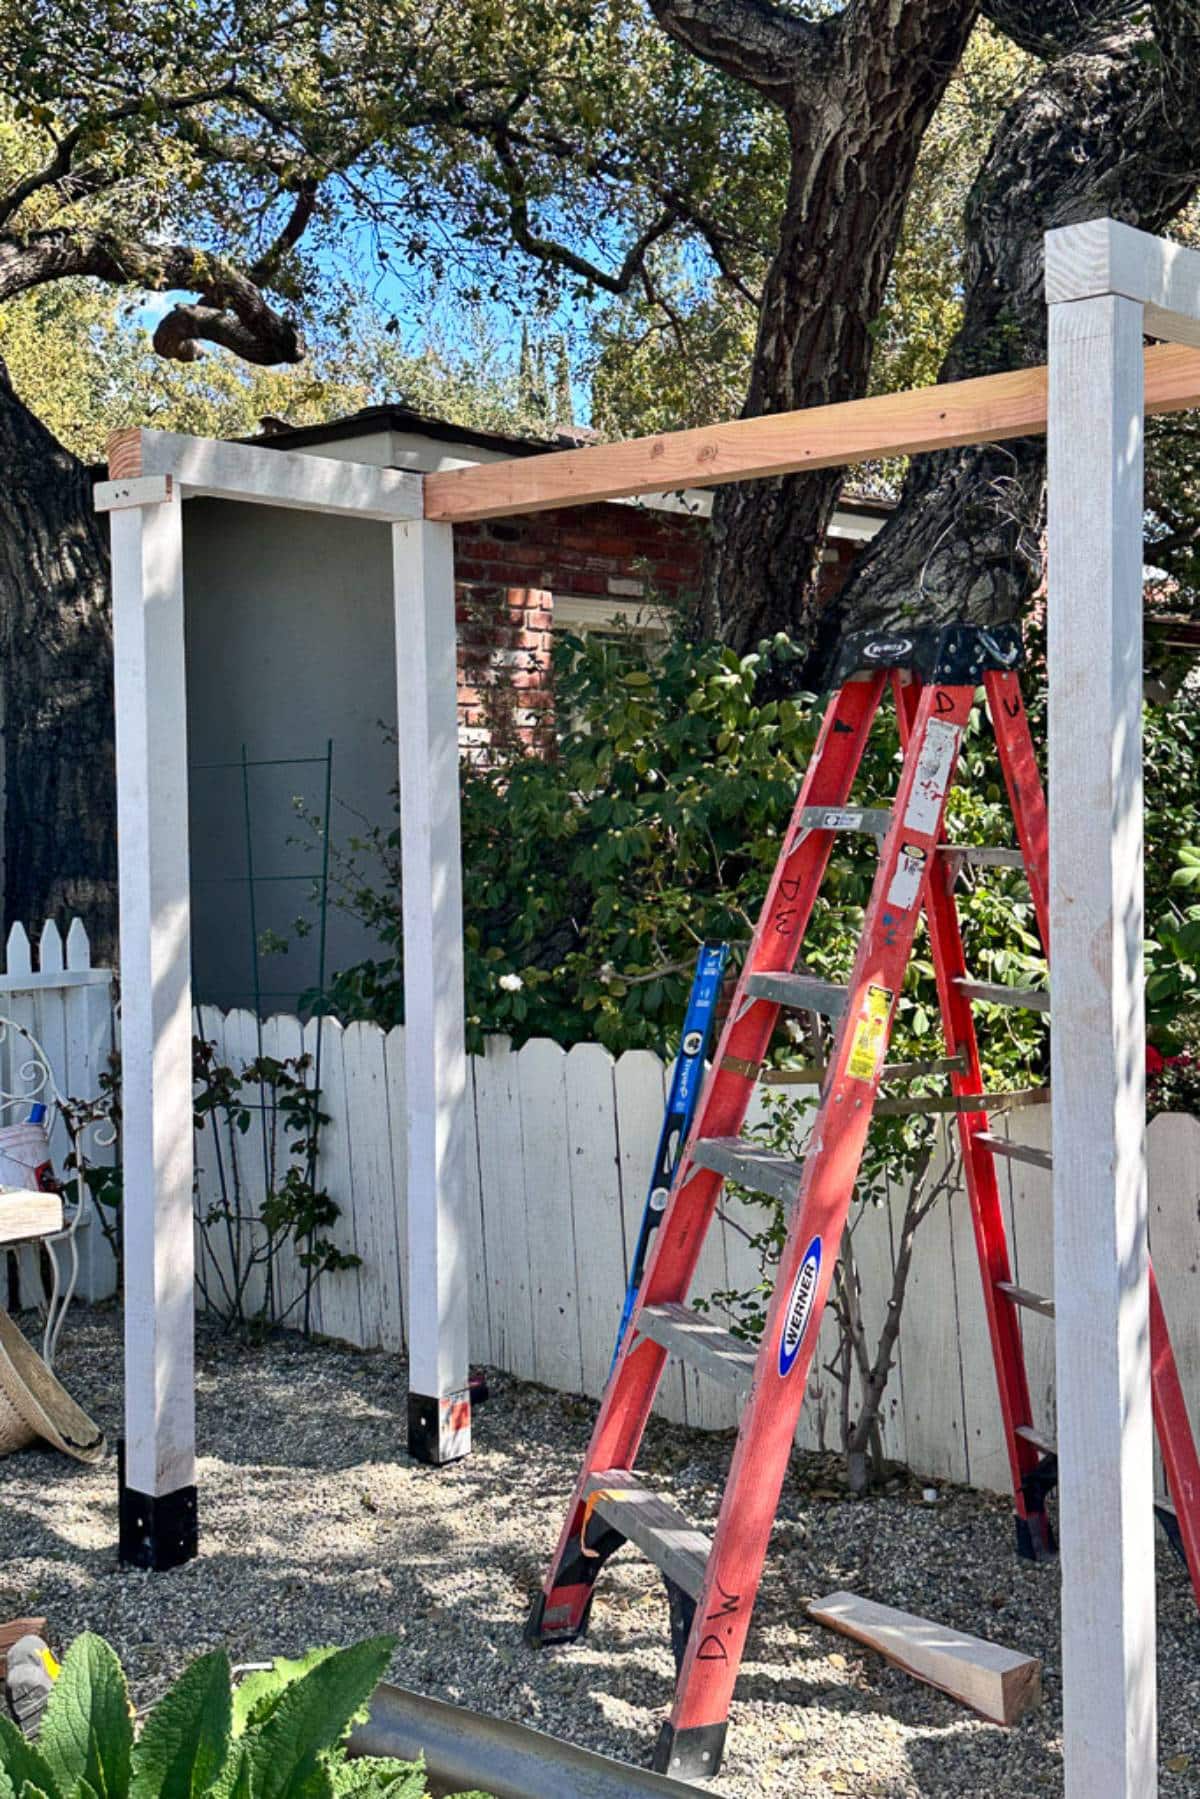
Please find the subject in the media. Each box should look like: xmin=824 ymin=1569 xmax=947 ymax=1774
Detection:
xmin=0 ymin=1016 xmax=109 ymax=1368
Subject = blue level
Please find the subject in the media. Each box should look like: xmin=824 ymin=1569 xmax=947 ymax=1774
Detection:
xmin=610 ymin=941 xmax=729 ymax=1374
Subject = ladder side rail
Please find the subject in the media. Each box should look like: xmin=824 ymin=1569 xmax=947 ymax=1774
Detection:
xmin=661 ymin=680 xmax=977 ymax=1769
xmin=988 ymin=668 xmax=1200 ymax=1585
xmin=894 ymin=673 xmax=1052 ymax=1557
xmin=529 ymin=673 xmax=886 ymax=1645
xmin=986 ymin=670 xmax=1051 ymax=951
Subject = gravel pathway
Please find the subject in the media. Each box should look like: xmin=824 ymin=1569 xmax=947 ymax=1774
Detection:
xmin=2 ymin=1307 xmax=1198 ymax=1796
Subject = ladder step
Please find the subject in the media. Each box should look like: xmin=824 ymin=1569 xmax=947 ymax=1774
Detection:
xmin=639 ymin=1303 xmax=759 ymax=1395
xmin=763 ymin=1051 xmax=968 ymax=1088
xmin=997 ymin=1281 xmax=1056 ymax=1319
xmin=875 ymin=1086 xmax=1050 ymax=1118
xmin=1015 ymin=1424 xmax=1056 ymax=1456
xmin=955 ymin=978 xmax=1050 ymax=1014
xmin=798 ymin=805 xmax=892 ymax=838
xmin=690 ymin=1137 xmax=806 ymax=1204
xmin=937 ymin=845 xmax=1026 ymax=869
xmin=976 ymin=1131 xmax=1053 ymax=1172
xmin=744 ymin=971 xmax=849 ymax=1017
xmin=585 ymin=1469 xmax=710 ymax=1599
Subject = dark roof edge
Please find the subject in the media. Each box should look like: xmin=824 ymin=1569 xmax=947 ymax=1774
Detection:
xmin=238 ymin=404 xmax=582 ymax=460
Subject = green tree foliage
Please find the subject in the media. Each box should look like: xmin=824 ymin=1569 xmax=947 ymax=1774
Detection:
xmin=588 ymin=24 xmax=1029 ymax=441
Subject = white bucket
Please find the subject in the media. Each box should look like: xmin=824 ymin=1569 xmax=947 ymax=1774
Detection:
xmin=0 ymin=1122 xmax=55 ymax=1194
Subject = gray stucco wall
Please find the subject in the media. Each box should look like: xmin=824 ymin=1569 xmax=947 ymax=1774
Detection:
xmin=183 ymin=496 xmax=399 ymax=1014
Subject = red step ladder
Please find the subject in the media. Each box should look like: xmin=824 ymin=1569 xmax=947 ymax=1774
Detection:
xmin=525 ymin=624 xmax=1200 ymax=1780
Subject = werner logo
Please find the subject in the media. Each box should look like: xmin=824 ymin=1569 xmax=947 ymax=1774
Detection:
xmin=778 ymin=1237 xmax=822 ymax=1377
xmin=862 ymin=636 xmax=912 ymax=662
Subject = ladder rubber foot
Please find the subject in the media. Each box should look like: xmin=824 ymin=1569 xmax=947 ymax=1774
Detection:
xmin=1015 ymin=1510 xmax=1057 ymax=1564
xmin=652 ymin=1720 xmax=727 ymax=1780
xmin=524 ymin=1586 xmax=595 ymax=1649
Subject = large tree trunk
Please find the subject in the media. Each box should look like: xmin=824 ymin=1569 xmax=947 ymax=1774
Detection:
xmin=834 ymin=6 xmax=1200 ymax=648
xmin=0 ymin=363 xmax=116 ymax=961
xmin=650 ymin=0 xmax=982 ymax=651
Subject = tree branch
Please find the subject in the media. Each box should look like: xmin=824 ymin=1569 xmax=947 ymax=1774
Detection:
xmin=981 ymin=1 xmax=1137 ymax=60
xmin=0 ymin=82 xmax=252 ymax=229
xmin=249 ymin=178 xmax=319 ymax=285
xmin=647 ymin=0 xmax=836 ymax=101
xmin=492 ymin=129 xmax=682 ymax=292
xmin=1151 ymin=0 xmax=1200 ymax=103
xmin=0 ymin=231 xmax=305 ymax=364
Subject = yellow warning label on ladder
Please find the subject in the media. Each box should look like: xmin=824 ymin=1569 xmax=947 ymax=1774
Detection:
xmin=847 ymin=984 xmax=892 ymax=1082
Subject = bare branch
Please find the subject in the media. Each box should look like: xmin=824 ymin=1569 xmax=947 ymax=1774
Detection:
xmin=249 ymin=178 xmax=319 ymax=285
xmin=492 ymin=129 xmax=682 ymax=293
xmin=0 ymin=83 xmax=249 ymax=229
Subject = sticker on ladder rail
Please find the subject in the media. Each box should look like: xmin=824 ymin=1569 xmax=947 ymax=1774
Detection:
xmin=846 ymin=983 xmax=892 ymax=1083
xmin=779 ymin=1236 xmax=822 ymax=1377
xmin=886 ymin=843 xmax=927 ymax=911
xmin=903 ymin=719 xmax=961 ymax=835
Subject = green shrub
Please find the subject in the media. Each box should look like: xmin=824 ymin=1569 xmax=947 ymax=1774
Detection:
xmin=312 ymin=624 xmax=1200 ymax=1093
xmin=0 ymin=1634 xmax=491 ymax=1799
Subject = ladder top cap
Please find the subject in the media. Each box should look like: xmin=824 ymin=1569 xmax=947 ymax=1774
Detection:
xmin=827 ymin=622 xmax=1024 ymax=691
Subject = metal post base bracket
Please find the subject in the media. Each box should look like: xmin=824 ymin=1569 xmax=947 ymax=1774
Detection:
xmin=117 ymin=1443 xmax=198 ymax=1571
xmin=407 ymin=1390 xmax=471 ymax=1466
xmin=652 ymin=1720 xmax=728 ymax=1782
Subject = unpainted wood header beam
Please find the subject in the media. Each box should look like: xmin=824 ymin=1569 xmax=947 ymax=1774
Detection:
xmin=423 ymin=341 xmax=1200 ymax=523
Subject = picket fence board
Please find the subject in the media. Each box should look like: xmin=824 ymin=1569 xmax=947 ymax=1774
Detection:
xmin=521 ymin=1038 xmax=584 ymax=1397
xmin=567 ymin=1042 xmax=625 ymax=1402
xmin=473 ymin=1035 xmax=536 ymax=1381
xmin=1149 ymin=1114 xmax=1200 ymax=1503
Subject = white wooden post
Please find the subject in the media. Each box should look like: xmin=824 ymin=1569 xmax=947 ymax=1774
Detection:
xmin=392 ymin=518 xmax=471 ymax=1462
xmin=110 ymin=489 xmax=199 ymax=1567
xmin=1047 ymin=281 xmax=1154 ymax=1793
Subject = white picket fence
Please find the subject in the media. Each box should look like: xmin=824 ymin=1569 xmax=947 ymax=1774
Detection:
xmin=0 ymin=920 xmax=117 ymax=1303
xmin=10 ymin=953 xmax=1200 ymax=1499
xmin=192 ymin=1007 xmax=1200 ymax=1496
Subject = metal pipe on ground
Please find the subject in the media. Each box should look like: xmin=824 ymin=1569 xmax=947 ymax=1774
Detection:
xmin=351 ymin=1682 xmax=704 ymax=1798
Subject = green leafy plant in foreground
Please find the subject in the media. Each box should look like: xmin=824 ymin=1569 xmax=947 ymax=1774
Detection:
xmin=0 ymin=1634 xmax=492 ymax=1799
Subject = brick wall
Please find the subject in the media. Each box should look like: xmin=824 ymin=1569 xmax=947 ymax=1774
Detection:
xmin=453 ymin=499 xmax=863 ymax=757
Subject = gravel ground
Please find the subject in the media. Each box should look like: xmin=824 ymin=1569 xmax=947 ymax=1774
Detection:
xmin=2 ymin=1307 xmax=1199 ymax=1796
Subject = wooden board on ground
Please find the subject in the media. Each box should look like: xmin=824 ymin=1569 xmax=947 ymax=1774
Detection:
xmin=808 ymin=1590 xmax=1041 ymax=1726
xmin=0 ymin=1193 xmax=62 ymax=1245
xmin=0 ymin=1618 xmax=48 ymax=1678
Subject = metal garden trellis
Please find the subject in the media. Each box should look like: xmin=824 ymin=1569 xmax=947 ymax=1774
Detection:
xmin=98 ymin=217 xmax=1200 ymax=1799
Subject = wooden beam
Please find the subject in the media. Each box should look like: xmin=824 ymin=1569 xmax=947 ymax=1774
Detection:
xmin=422 ymin=341 xmax=1200 ymax=523
xmin=1048 ymin=285 xmax=1155 ymax=1797
xmin=102 ymin=428 xmax=422 ymax=523
xmin=808 ymin=1591 xmax=1041 ymax=1726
